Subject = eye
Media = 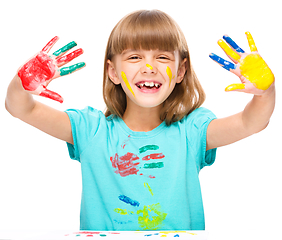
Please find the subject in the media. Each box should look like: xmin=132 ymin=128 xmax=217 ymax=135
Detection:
xmin=128 ymin=55 xmax=141 ymax=60
xmin=157 ymin=55 xmax=171 ymax=61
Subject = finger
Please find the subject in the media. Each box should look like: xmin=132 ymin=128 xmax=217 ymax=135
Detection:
xmin=245 ymin=31 xmax=258 ymax=52
xmin=222 ymin=35 xmax=245 ymax=53
xmin=59 ymin=62 xmax=86 ymax=76
xmin=225 ymin=83 xmax=245 ymax=92
xmin=218 ymin=39 xmax=241 ymax=62
xmin=42 ymin=36 xmax=59 ymax=53
xmin=39 ymin=87 xmax=63 ymax=103
xmin=52 ymin=41 xmax=77 ymax=58
xmin=56 ymin=48 xmax=84 ymax=67
xmin=209 ymin=53 xmax=236 ymax=71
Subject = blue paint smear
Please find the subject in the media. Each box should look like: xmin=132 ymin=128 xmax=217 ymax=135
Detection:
xmin=209 ymin=53 xmax=236 ymax=71
xmin=174 ymin=234 xmax=180 ymax=237
xmin=223 ymin=35 xmax=245 ymax=53
xmin=118 ymin=195 xmax=140 ymax=207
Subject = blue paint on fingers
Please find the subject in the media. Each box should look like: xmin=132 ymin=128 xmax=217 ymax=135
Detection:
xmin=209 ymin=53 xmax=236 ymax=71
xmin=223 ymin=35 xmax=245 ymax=53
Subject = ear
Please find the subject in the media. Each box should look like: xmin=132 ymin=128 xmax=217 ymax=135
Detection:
xmin=107 ymin=59 xmax=121 ymax=85
xmin=176 ymin=58 xmax=187 ymax=84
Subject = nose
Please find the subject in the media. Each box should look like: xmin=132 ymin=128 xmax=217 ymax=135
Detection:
xmin=140 ymin=63 xmax=157 ymax=74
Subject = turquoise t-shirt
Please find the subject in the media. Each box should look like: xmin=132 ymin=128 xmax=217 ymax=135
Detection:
xmin=65 ymin=107 xmax=217 ymax=231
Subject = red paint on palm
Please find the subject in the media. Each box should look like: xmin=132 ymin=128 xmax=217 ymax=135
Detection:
xmin=18 ymin=52 xmax=56 ymax=91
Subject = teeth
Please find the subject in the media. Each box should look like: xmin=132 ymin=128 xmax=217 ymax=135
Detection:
xmin=138 ymin=82 xmax=160 ymax=88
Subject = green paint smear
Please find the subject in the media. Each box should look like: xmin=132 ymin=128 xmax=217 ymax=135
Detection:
xmin=143 ymin=162 xmax=164 ymax=169
xmin=52 ymin=41 xmax=77 ymax=56
xmin=139 ymin=145 xmax=159 ymax=153
xmin=100 ymin=234 xmax=107 ymax=237
xmin=60 ymin=62 xmax=85 ymax=76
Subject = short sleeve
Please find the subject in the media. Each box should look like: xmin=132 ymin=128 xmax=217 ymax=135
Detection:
xmin=65 ymin=106 xmax=104 ymax=162
xmin=185 ymin=107 xmax=217 ymax=170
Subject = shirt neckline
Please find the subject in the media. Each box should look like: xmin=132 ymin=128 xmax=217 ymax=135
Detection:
xmin=115 ymin=116 xmax=167 ymax=138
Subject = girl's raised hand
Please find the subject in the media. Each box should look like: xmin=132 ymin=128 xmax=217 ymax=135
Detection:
xmin=18 ymin=36 xmax=85 ymax=103
xmin=209 ymin=32 xmax=274 ymax=95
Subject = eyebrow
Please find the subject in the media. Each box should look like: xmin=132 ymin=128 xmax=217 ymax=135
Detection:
xmin=121 ymin=49 xmax=175 ymax=55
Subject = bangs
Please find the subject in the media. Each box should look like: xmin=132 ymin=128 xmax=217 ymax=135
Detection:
xmin=108 ymin=10 xmax=185 ymax=58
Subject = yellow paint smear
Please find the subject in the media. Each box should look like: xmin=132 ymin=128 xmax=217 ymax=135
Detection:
xmin=218 ymin=39 xmax=241 ymax=61
xmin=239 ymin=53 xmax=274 ymax=90
xmin=225 ymin=83 xmax=245 ymax=91
xmin=121 ymin=71 xmax=135 ymax=97
xmin=146 ymin=64 xmax=153 ymax=70
xmin=144 ymin=182 xmax=154 ymax=196
xmin=166 ymin=66 xmax=174 ymax=86
xmin=114 ymin=208 xmax=134 ymax=215
xmin=160 ymin=231 xmax=197 ymax=236
xmin=245 ymin=31 xmax=257 ymax=52
xmin=137 ymin=203 xmax=167 ymax=230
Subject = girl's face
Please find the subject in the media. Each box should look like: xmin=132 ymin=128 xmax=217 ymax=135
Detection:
xmin=107 ymin=49 xmax=186 ymax=110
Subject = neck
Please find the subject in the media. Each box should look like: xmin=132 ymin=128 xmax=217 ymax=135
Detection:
xmin=122 ymin=103 xmax=163 ymax=132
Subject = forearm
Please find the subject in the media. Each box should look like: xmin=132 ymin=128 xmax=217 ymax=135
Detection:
xmin=242 ymin=83 xmax=276 ymax=134
xmin=5 ymin=74 xmax=36 ymax=118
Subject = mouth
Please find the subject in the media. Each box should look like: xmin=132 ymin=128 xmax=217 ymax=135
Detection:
xmin=135 ymin=81 xmax=162 ymax=90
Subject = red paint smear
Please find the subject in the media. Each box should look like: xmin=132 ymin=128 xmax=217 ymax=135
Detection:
xmin=56 ymin=48 xmax=83 ymax=65
xmin=39 ymin=87 xmax=63 ymax=103
xmin=110 ymin=152 xmax=140 ymax=177
xmin=18 ymin=52 xmax=64 ymax=102
xmin=142 ymin=153 xmax=165 ymax=161
xmin=149 ymin=175 xmax=156 ymax=178
xmin=121 ymin=135 xmax=131 ymax=149
xmin=42 ymin=36 xmax=59 ymax=52
xmin=18 ymin=53 xmax=56 ymax=91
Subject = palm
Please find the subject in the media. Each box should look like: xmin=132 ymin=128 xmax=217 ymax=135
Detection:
xmin=209 ymin=32 xmax=274 ymax=95
xmin=18 ymin=36 xmax=85 ymax=103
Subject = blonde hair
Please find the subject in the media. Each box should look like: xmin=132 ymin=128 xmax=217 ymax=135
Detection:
xmin=103 ymin=9 xmax=205 ymax=125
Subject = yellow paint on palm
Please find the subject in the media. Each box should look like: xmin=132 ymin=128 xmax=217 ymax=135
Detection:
xmin=245 ymin=31 xmax=257 ymax=52
xmin=239 ymin=53 xmax=274 ymax=90
xmin=121 ymin=71 xmax=135 ymax=97
xmin=218 ymin=39 xmax=241 ymax=61
xmin=166 ymin=66 xmax=173 ymax=86
xmin=146 ymin=64 xmax=153 ymax=70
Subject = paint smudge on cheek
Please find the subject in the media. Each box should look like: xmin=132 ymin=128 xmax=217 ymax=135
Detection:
xmin=110 ymin=152 xmax=140 ymax=177
xmin=166 ymin=66 xmax=175 ymax=87
xmin=121 ymin=71 xmax=135 ymax=97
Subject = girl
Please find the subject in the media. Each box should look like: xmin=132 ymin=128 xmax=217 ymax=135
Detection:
xmin=5 ymin=10 xmax=275 ymax=231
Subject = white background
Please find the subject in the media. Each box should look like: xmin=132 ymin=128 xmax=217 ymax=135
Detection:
xmin=1 ymin=0 xmax=281 ymax=239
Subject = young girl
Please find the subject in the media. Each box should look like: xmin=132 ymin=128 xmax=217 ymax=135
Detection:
xmin=5 ymin=10 xmax=275 ymax=231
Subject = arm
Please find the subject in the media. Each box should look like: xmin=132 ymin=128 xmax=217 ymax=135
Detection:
xmin=207 ymin=32 xmax=275 ymax=150
xmin=5 ymin=36 xmax=86 ymax=144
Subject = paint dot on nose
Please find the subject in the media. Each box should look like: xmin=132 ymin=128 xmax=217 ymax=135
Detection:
xmin=146 ymin=64 xmax=153 ymax=70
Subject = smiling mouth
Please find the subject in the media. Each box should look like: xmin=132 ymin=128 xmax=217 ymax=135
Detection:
xmin=136 ymin=81 xmax=162 ymax=90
